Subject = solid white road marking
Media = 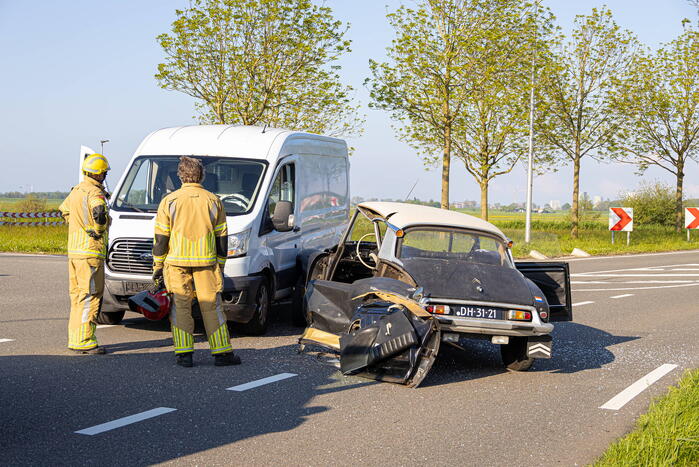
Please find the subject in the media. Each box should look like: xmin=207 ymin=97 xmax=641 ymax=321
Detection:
xmin=571 ymin=280 xmax=696 ymax=284
xmin=574 ymin=283 xmax=699 ymax=292
xmin=573 ymin=273 xmax=699 ymax=277
xmin=0 ymin=339 xmax=15 ymax=344
xmin=226 ymin=373 xmax=297 ymax=392
xmin=600 ymin=364 xmax=678 ymax=411
xmin=96 ymin=325 xmax=116 ymax=329
xmin=566 ymin=250 xmax=699 ymax=261
xmin=572 ymin=301 xmax=594 ymax=307
xmin=75 ymin=407 xmax=177 ymax=435
xmin=610 ymin=294 xmax=634 ymax=299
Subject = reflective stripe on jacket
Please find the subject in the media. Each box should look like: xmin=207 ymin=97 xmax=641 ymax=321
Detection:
xmin=59 ymin=176 xmax=111 ymax=259
xmin=153 ymin=183 xmax=228 ymax=268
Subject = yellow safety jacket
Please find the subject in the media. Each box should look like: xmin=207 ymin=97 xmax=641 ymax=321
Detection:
xmin=59 ymin=176 xmax=111 ymax=259
xmin=153 ymin=183 xmax=228 ymax=268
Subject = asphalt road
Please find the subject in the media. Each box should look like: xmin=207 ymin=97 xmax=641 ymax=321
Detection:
xmin=1 ymin=250 xmax=698 ymax=466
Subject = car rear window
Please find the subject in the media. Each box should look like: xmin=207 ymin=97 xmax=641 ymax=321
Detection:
xmin=398 ymin=229 xmax=512 ymax=267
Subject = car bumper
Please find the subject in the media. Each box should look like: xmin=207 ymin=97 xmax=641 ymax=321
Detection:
xmin=435 ymin=316 xmax=554 ymax=337
xmin=103 ymin=273 xmax=262 ymax=324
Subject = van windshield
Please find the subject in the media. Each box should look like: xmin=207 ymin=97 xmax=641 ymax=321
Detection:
xmin=113 ymin=156 xmax=266 ymax=215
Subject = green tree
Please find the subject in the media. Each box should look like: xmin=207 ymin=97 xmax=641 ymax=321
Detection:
xmin=367 ymin=0 xmax=510 ymax=210
xmin=156 ymin=0 xmax=362 ymax=137
xmin=610 ymin=28 xmax=699 ymax=231
xmin=536 ymin=7 xmax=637 ymax=237
xmin=450 ymin=2 xmax=557 ymax=220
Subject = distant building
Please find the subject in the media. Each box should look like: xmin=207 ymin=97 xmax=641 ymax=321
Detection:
xmin=593 ymin=195 xmax=602 ymax=207
xmin=549 ymin=199 xmax=562 ymax=210
xmin=451 ymin=200 xmax=477 ymax=209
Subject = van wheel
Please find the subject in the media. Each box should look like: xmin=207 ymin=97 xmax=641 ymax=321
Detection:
xmin=238 ymin=279 xmax=270 ymax=335
xmin=291 ymin=275 xmax=308 ymax=327
xmin=500 ymin=337 xmax=534 ymax=371
xmin=96 ymin=310 xmax=125 ymax=325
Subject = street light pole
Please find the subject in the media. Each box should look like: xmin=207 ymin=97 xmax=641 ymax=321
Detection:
xmin=100 ymin=139 xmax=110 ymax=155
xmin=524 ymin=1 xmax=539 ymax=244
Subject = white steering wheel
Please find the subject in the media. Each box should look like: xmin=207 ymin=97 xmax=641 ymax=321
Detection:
xmin=356 ymin=232 xmax=378 ymax=270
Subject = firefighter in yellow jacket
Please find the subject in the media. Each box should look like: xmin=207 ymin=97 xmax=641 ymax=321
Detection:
xmin=59 ymin=153 xmax=111 ymax=354
xmin=152 ymin=156 xmax=241 ymax=367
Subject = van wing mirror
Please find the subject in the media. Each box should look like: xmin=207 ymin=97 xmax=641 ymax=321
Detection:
xmin=272 ymin=200 xmax=293 ymax=232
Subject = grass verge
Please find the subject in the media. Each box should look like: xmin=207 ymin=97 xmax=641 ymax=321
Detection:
xmin=0 ymin=225 xmax=67 ymax=254
xmin=595 ymin=369 xmax=699 ymax=466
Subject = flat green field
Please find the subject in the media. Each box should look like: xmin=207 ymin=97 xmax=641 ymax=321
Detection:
xmin=0 ymin=197 xmax=62 ymax=211
xmin=0 ymin=207 xmax=697 ymax=257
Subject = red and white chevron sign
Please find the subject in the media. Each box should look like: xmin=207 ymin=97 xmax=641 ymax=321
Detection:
xmin=686 ymin=208 xmax=699 ymax=229
xmin=0 ymin=221 xmax=64 ymax=226
xmin=609 ymin=207 xmax=633 ymax=231
xmin=0 ymin=211 xmax=62 ymax=218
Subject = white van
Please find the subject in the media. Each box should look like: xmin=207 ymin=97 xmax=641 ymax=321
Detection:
xmin=100 ymin=125 xmax=350 ymax=334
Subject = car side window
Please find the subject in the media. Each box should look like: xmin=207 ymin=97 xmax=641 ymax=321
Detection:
xmin=268 ymin=163 xmax=295 ymax=216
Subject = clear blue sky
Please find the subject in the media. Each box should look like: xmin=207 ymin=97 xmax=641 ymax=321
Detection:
xmin=0 ymin=0 xmax=697 ymax=204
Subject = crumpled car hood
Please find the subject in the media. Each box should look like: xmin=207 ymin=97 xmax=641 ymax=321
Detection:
xmin=300 ymin=277 xmax=440 ymax=388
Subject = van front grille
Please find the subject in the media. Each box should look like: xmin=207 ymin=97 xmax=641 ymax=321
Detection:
xmin=107 ymin=238 xmax=153 ymax=275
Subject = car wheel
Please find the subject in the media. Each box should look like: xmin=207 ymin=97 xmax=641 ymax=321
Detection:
xmin=291 ymin=275 xmax=308 ymax=327
xmin=95 ymin=310 xmax=125 ymax=325
xmin=500 ymin=337 xmax=534 ymax=371
xmin=238 ymin=279 xmax=270 ymax=335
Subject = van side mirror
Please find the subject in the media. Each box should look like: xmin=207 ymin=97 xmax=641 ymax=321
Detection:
xmin=272 ymin=200 xmax=293 ymax=232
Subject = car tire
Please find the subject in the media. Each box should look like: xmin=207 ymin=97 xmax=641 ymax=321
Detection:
xmin=238 ymin=279 xmax=270 ymax=336
xmin=500 ymin=337 xmax=534 ymax=371
xmin=95 ymin=310 xmax=125 ymax=325
xmin=291 ymin=275 xmax=308 ymax=327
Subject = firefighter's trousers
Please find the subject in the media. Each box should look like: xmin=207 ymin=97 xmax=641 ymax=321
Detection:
xmin=164 ymin=264 xmax=232 ymax=355
xmin=68 ymin=257 xmax=104 ymax=350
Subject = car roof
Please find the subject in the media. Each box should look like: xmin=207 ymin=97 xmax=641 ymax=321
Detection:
xmin=357 ymin=201 xmax=507 ymax=240
xmin=135 ymin=125 xmax=347 ymax=161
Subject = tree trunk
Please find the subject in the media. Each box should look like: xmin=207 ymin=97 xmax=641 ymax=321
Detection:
xmin=571 ymin=155 xmax=581 ymax=239
xmin=441 ymin=124 xmax=451 ymax=210
xmin=675 ymin=161 xmax=684 ymax=233
xmin=480 ymin=180 xmax=488 ymax=221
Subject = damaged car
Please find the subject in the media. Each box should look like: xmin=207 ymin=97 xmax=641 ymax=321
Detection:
xmin=299 ymin=202 xmax=572 ymax=386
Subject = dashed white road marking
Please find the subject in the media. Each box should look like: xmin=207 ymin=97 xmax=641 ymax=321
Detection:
xmin=226 ymin=373 xmax=297 ymax=392
xmin=610 ymin=294 xmax=634 ymax=299
xmin=75 ymin=407 xmax=177 ymax=435
xmin=0 ymin=338 xmax=15 ymax=344
xmin=600 ymin=364 xmax=678 ymax=411
xmin=572 ymin=301 xmax=594 ymax=307
xmin=96 ymin=325 xmax=116 ymax=329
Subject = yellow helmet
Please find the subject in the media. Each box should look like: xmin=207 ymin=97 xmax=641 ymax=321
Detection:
xmin=82 ymin=153 xmax=110 ymax=175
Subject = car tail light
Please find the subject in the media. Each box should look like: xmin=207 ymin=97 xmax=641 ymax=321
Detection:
xmin=426 ymin=304 xmax=450 ymax=315
xmin=539 ymin=311 xmax=548 ymax=320
xmin=507 ymin=310 xmax=532 ymax=321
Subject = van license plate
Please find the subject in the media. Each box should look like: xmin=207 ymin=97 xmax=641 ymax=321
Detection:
xmin=123 ymin=281 xmax=152 ymax=294
xmin=454 ymin=306 xmax=504 ymax=320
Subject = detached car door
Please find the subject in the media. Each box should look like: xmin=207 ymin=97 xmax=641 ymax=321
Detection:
xmin=515 ymin=262 xmax=573 ymax=322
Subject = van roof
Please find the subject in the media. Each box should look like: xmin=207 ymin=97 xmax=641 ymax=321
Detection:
xmin=357 ymin=201 xmax=507 ymax=240
xmin=135 ymin=125 xmax=347 ymax=160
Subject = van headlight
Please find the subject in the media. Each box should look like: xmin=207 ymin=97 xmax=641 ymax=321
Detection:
xmin=227 ymin=229 xmax=250 ymax=258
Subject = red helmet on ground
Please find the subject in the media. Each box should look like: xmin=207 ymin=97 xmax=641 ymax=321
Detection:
xmin=128 ymin=289 xmax=171 ymax=321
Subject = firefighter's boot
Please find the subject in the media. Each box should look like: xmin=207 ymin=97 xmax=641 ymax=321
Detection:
xmin=214 ymin=352 xmax=241 ymax=366
xmin=176 ymin=352 xmax=193 ymax=368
